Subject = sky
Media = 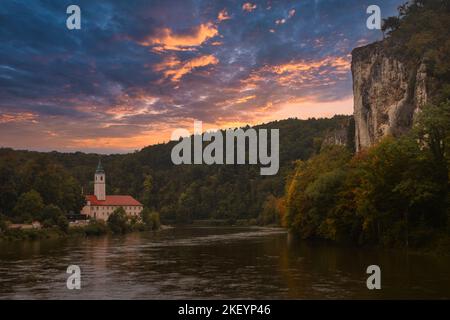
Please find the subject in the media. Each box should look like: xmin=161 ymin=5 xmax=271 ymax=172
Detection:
xmin=0 ymin=0 xmax=405 ymax=153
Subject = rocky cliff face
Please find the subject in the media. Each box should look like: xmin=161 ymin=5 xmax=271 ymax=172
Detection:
xmin=351 ymin=42 xmax=428 ymax=151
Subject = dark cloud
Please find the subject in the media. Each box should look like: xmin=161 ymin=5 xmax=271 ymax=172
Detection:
xmin=0 ymin=0 xmax=405 ymax=152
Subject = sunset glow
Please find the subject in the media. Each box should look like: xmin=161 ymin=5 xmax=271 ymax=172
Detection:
xmin=0 ymin=0 xmax=404 ymax=153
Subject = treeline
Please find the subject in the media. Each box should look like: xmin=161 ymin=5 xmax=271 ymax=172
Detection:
xmin=0 ymin=153 xmax=85 ymax=230
xmin=284 ymin=102 xmax=450 ymax=248
xmin=0 ymin=207 xmax=161 ymax=241
xmin=0 ymin=116 xmax=351 ymax=226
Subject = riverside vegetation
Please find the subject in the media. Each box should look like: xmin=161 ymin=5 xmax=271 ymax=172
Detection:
xmin=284 ymin=0 xmax=450 ymax=252
xmin=0 ymin=206 xmax=160 ymax=241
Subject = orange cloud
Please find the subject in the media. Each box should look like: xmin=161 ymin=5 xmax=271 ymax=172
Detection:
xmin=242 ymin=3 xmax=257 ymax=12
xmin=139 ymin=23 xmax=218 ymax=52
xmin=0 ymin=112 xmax=38 ymax=123
xmin=106 ymin=98 xmax=162 ymax=120
xmin=243 ymin=56 xmax=351 ymax=87
xmin=274 ymin=97 xmax=353 ymax=120
xmin=153 ymin=55 xmax=181 ymax=72
xmin=235 ymin=95 xmax=256 ymax=104
xmin=217 ymin=94 xmax=257 ymax=108
xmin=155 ymin=54 xmax=219 ymax=82
xmin=215 ymin=96 xmax=353 ymax=130
xmin=70 ymin=132 xmax=163 ymax=151
xmin=218 ymin=9 xmax=231 ymax=21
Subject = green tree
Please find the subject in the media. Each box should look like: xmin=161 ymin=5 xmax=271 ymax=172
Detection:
xmin=142 ymin=174 xmax=154 ymax=208
xmin=382 ymin=16 xmax=400 ymax=36
xmin=13 ymin=190 xmax=44 ymax=222
xmin=285 ymin=145 xmax=352 ymax=239
xmin=414 ymin=101 xmax=450 ymax=166
xmin=107 ymin=207 xmax=129 ymax=234
xmin=41 ymin=204 xmax=68 ymax=232
xmin=0 ymin=158 xmax=18 ymax=216
xmin=355 ymin=136 xmax=446 ymax=246
xmin=141 ymin=208 xmax=161 ymax=230
xmin=259 ymin=194 xmax=281 ymax=226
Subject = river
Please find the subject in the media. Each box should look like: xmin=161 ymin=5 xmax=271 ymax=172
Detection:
xmin=0 ymin=226 xmax=449 ymax=299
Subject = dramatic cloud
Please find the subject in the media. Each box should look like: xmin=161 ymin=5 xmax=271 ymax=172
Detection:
xmin=139 ymin=23 xmax=219 ymax=52
xmin=155 ymin=54 xmax=219 ymax=82
xmin=0 ymin=112 xmax=37 ymax=124
xmin=0 ymin=0 xmax=405 ymax=153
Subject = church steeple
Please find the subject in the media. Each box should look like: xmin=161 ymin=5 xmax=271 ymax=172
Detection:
xmin=96 ymin=158 xmax=104 ymax=173
xmin=94 ymin=158 xmax=106 ymax=200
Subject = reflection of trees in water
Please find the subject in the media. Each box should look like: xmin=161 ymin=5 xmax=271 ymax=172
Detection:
xmin=1 ymin=227 xmax=450 ymax=299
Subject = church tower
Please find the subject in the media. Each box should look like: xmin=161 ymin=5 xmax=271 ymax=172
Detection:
xmin=94 ymin=159 xmax=106 ymax=200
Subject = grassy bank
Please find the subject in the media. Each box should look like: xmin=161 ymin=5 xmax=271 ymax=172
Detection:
xmin=0 ymin=207 xmax=162 ymax=242
xmin=0 ymin=215 xmax=161 ymax=242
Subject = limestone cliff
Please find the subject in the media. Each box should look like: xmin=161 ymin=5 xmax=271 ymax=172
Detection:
xmin=351 ymin=42 xmax=429 ymax=151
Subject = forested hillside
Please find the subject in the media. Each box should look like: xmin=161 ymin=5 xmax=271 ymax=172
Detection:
xmin=0 ymin=115 xmax=351 ymax=224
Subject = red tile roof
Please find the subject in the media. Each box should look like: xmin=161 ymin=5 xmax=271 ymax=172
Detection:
xmin=86 ymin=195 xmax=142 ymax=206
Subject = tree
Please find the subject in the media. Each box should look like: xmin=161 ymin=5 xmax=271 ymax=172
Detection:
xmin=107 ymin=207 xmax=129 ymax=234
xmin=141 ymin=208 xmax=161 ymax=230
xmin=259 ymin=194 xmax=282 ymax=225
xmin=414 ymin=101 xmax=450 ymax=166
xmin=13 ymin=190 xmax=44 ymax=222
xmin=285 ymin=145 xmax=353 ymax=239
xmin=142 ymin=174 xmax=154 ymax=208
xmin=56 ymin=215 xmax=70 ymax=233
xmin=0 ymin=158 xmax=18 ymax=216
xmin=41 ymin=204 xmax=68 ymax=231
xmin=355 ymin=136 xmax=446 ymax=246
xmin=382 ymin=16 xmax=400 ymax=36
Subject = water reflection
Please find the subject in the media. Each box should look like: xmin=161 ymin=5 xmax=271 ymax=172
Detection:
xmin=0 ymin=226 xmax=449 ymax=299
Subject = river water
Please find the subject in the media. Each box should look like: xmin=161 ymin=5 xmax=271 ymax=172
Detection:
xmin=0 ymin=226 xmax=449 ymax=299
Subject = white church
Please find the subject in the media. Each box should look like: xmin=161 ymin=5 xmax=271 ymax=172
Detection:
xmin=81 ymin=160 xmax=143 ymax=221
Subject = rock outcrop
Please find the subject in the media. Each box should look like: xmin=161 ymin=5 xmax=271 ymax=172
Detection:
xmin=321 ymin=117 xmax=355 ymax=150
xmin=351 ymin=42 xmax=428 ymax=151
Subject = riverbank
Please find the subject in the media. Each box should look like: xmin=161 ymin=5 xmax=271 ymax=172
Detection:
xmin=0 ymin=220 xmax=167 ymax=242
xmin=1 ymin=221 xmax=448 ymax=258
xmin=0 ymin=216 xmax=266 ymax=242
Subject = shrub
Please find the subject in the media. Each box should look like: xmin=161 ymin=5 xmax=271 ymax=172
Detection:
xmin=40 ymin=205 xmax=68 ymax=232
xmin=84 ymin=220 xmax=108 ymax=236
xmin=12 ymin=190 xmax=44 ymax=223
xmin=107 ymin=207 xmax=130 ymax=234
xmin=141 ymin=208 xmax=161 ymax=230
